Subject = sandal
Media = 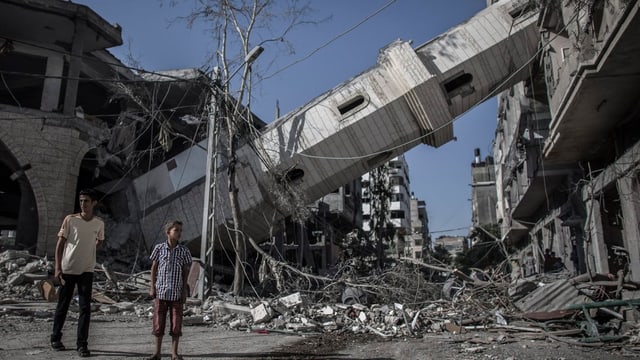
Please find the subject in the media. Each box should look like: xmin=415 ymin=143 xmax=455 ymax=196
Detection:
xmin=144 ymin=355 xmax=161 ymax=360
xmin=172 ymin=356 xmax=183 ymax=360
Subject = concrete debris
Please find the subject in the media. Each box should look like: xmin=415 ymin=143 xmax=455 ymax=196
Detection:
xmin=207 ymin=300 xmax=251 ymax=315
xmin=0 ymin=250 xmax=32 ymax=266
xmin=1 ymin=250 xmax=640 ymax=350
xmin=250 ymin=302 xmax=273 ymax=324
xmin=100 ymin=304 xmax=120 ymax=314
xmin=507 ymin=279 xmax=537 ymax=300
xmin=277 ymin=292 xmax=306 ymax=309
xmin=342 ymin=287 xmax=367 ymax=305
xmin=92 ymin=291 xmax=117 ymax=304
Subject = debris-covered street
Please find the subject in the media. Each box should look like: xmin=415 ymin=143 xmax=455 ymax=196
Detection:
xmin=3 ymin=0 xmax=640 ymax=359
xmin=2 ymin=249 xmax=640 ymax=359
xmin=2 ymin=313 xmax=638 ymax=360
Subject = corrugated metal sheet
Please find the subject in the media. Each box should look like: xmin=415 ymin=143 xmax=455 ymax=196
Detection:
xmin=514 ymin=279 xmax=589 ymax=313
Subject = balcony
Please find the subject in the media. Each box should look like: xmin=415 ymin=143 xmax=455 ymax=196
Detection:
xmin=544 ymin=3 xmax=640 ymax=164
xmin=511 ymin=164 xmax=572 ymax=220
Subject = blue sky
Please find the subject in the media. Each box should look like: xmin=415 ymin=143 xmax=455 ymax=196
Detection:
xmin=76 ymin=0 xmax=497 ymax=237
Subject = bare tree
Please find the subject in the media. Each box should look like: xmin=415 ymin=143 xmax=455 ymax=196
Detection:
xmin=369 ymin=163 xmax=393 ymax=268
xmin=181 ymin=0 xmax=315 ymax=295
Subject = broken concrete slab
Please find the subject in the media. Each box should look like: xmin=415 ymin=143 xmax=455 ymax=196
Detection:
xmin=100 ymin=304 xmax=120 ymax=314
xmin=92 ymin=290 xmax=116 ymax=304
xmin=186 ymin=260 xmax=203 ymax=298
xmin=251 ymin=302 xmax=273 ymax=324
xmin=0 ymin=250 xmax=31 ymax=266
xmin=277 ymin=292 xmax=305 ymax=308
xmin=209 ymin=300 xmax=251 ymax=315
xmin=319 ymin=305 xmax=334 ymax=315
xmin=285 ymin=322 xmax=318 ymax=332
xmin=7 ymin=272 xmax=26 ymax=286
xmin=342 ymin=287 xmax=367 ymax=305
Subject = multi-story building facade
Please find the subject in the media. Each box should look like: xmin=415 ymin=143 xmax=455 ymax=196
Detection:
xmin=0 ymin=0 xmax=133 ymax=255
xmin=361 ymin=155 xmax=417 ymax=257
xmin=470 ymin=148 xmax=497 ymax=228
xmin=494 ymin=0 xmax=640 ymax=282
xmin=408 ymin=194 xmax=429 ymax=259
xmin=270 ymin=180 xmax=362 ymax=275
xmin=435 ymin=235 xmax=465 ymax=259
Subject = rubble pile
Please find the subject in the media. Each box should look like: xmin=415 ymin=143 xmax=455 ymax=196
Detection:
xmin=0 ymin=250 xmax=53 ymax=301
xmin=1 ymin=250 xmax=640 ymax=352
xmin=97 ymin=219 xmax=148 ymax=275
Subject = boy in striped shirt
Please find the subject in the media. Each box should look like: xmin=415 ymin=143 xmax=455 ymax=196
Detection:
xmin=146 ymin=220 xmax=192 ymax=360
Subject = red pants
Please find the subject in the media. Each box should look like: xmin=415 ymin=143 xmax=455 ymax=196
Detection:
xmin=152 ymin=298 xmax=184 ymax=337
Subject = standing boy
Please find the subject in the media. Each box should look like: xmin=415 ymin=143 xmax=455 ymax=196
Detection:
xmin=146 ymin=220 xmax=192 ymax=360
xmin=50 ymin=189 xmax=104 ymax=357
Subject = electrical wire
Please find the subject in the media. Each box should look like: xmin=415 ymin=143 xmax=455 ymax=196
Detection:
xmin=1 ymin=36 xmax=208 ymax=84
xmin=0 ymin=68 xmax=198 ymax=84
xmin=429 ymin=226 xmax=470 ymax=234
xmin=264 ymin=6 xmax=587 ymax=162
xmin=0 ymin=72 xmax=21 ymax=109
xmin=263 ymin=0 xmax=398 ymax=81
xmin=1 ymin=2 xmax=596 ymax=285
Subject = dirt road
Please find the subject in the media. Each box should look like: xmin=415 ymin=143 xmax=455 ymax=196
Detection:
xmin=0 ymin=309 xmax=637 ymax=359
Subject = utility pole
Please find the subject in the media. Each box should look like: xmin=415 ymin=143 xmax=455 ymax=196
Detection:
xmin=198 ymin=46 xmax=263 ymax=300
xmin=198 ymin=68 xmax=222 ymax=301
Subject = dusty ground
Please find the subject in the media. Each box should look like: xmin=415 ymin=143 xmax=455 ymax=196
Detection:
xmin=275 ymin=331 xmax=640 ymax=359
xmin=1 ymin=305 xmax=639 ymax=360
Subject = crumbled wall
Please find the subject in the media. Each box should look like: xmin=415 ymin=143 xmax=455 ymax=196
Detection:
xmin=0 ymin=112 xmax=90 ymax=257
xmin=139 ymin=180 xmax=205 ymax=253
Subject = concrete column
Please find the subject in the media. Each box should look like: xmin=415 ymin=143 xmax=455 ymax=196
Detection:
xmin=553 ymin=216 xmax=570 ymax=268
xmin=618 ymin=175 xmax=640 ymax=281
xmin=319 ymin=236 xmax=327 ymax=273
xmin=63 ymin=19 xmax=86 ymax=115
xmin=40 ymin=55 xmax=63 ymax=111
xmin=299 ymin=222 xmax=316 ymax=270
xmin=584 ymin=198 xmax=609 ymax=274
xmin=36 ymin=157 xmax=81 ymax=257
xmin=543 ymin=223 xmax=553 ymax=250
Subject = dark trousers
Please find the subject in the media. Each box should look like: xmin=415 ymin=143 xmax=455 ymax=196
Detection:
xmin=50 ymin=272 xmax=93 ymax=349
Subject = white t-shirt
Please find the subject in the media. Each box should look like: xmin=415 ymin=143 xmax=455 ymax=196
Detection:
xmin=58 ymin=214 xmax=105 ymax=274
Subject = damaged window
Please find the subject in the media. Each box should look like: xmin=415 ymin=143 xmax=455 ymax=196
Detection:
xmin=0 ymin=51 xmax=46 ymax=109
xmin=284 ymin=168 xmax=304 ymax=183
xmin=508 ymin=0 xmax=536 ymax=19
xmin=443 ymin=72 xmax=474 ymax=98
xmin=338 ymin=94 xmax=366 ymax=117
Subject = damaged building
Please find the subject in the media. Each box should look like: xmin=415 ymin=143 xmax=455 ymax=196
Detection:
xmin=0 ymin=0 xmax=134 ymax=256
xmin=3 ymin=0 xmax=640 ymax=304
xmin=0 ymin=0 xmax=213 ymax=271
xmin=2 ymin=0 xmax=640 ymax=352
xmin=0 ymin=0 xmax=541 ymax=277
xmin=361 ymin=155 xmax=430 ymax=260
xmin=0 ymin=0 xmax=369 ymax=277
xmin=494 ymin=0 xmax=640 ymax=286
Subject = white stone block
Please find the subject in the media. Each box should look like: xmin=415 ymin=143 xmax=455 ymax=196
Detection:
xmin=358 ymin=311 xmax=367 ymax=323
xmin=278 ymin=292 xmax=304 ymax=308
xmin=251 ymin=303 xmax=273 ymax=324
xmin=319 ymin=305 xmax=334 ymax=315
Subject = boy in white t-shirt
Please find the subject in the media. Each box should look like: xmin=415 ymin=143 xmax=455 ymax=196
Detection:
xmin=50 ymin=189 xmax=104 ymax=357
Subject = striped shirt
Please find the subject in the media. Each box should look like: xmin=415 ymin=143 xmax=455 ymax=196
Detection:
xmin=150 ymin=242 xmax=192 ymax=301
